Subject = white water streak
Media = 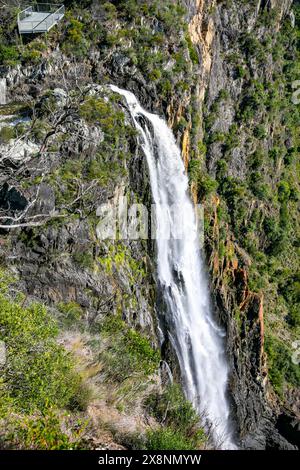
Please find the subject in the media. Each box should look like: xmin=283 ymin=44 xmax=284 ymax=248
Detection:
xmin=110 ymin=85 xmax=236 ymax=449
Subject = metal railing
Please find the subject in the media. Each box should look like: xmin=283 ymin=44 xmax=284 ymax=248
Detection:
xmin=18 ymin=4 xmax=65 ymax=34
xmin=19 ymin=6 xmax=33 ymax=21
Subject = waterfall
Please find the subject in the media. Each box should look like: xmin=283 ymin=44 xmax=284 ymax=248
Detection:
xmin=110 ymin=85 xmax=236 ymax=450
xmin=0 ymin=78 xmax=6 ymax=105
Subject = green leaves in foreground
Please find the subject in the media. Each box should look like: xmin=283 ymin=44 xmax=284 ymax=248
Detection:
xmin=145 ymin=384 xmax=207 ymax=450
xmin=0 ymin=289 xmax=82 ymax=412
xmin=5 ymin=408 xmax=87 ymax=450
xmin=0 ymin=270 xmax=90 ymax=449
xmin=146 ymin=427 xmax=198 ymax=450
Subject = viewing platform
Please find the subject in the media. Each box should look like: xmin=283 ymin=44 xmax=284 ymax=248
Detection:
xmin=18 ymin=3 xmax=65 ymax=34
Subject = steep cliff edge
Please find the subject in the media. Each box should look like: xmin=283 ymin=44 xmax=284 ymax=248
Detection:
xmin=0 ymin=0 xmax=299 ymax=450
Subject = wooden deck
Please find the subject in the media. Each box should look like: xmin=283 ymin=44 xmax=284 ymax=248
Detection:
xmin=18 ymin=4 xmax=65 ymax=34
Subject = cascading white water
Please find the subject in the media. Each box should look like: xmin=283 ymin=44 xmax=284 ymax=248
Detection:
xmin=110 ymin=85 xmax=236 ymax=449
xmin=0 ymin=78 xmax=6 ymax=105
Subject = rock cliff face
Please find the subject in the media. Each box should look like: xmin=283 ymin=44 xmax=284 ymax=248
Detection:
xmin=0 ymin=0 xmax=299 ymax=449
xmin=184 ymin=0 xmax=299 ymax=449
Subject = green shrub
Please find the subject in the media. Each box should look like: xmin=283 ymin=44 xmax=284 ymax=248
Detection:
xmin=269 ymin=147 xmax=282 ymax=162
xmin=72 ymin=251 xmax=94 ymax=270
xmin=188 ymin=159 xmax=201 ymax=184
xmin=0 ymin=270 xmax=88 ymax=414
xmin=102 ymin=1 xmax=118 ymax=21
xmin=0 ymin=126 xmax=15 ymax=144
xmin=62 ymin=17 xmax=90 ymax=57
xmin=58 ymin=160 xmax=83 ymax=182
xmin=223 ymin=125 xmax=239 ymax=152
xmin=277 ymin=181 xmax=291 ymax=202
xmin=207 ymin=131 xmax=226 ymax=144
xmin=185 ymin=35 xmax=198 ymax=64
xmin=198 ymin=174 xmax=218 ymax=200
xmin=288 ymin=306 xmax=300 ymax=328
xmin=147 ymin=384 xmax=199 ymax=432
xmin=6 ymin=408 xmax=87 ymax=450
xmin=279 ymin=274 xmax=300 ymax=328
xmin=248 ymin=172 xmax=271 ymax=200
xmin=236 ymin=65 xmax=246 ymax=78
xmin=31 ymin=119 xmax=51 ymax=142
xmin=242 ymin=34 xmax=264 ymax=60
xmin=159 ymin=78 xmax=172 ymax=97
xmin=178 ymin=116 xmax=190 ymax=133
xmin=145 ymin=384 xmax=206 ymax=450
xmin=80 ymin=96 xmax=124 ymax=130
xmin=68 ymin=381 xmax=93 ymax=412
xmin=218 ymin=89 xmax=230 ymax=101
xmin=253 ymin=125 xmax=266 ymax=139
xmin=57 ymin=301 xmax=83 ymax=327
xmin=279 ymin=202 xmax=290 ymax=229
xmin=148 ymin=68 xmax=162 ymax=81
xmin=87 ymin=159 xmax=126 ymax=184
xmin=100 ymin=314 xmax=160 ymax=381
xmin=0 ymin=44 xmax=19 ymax=65
xmin=197 ymin=141 xmax=207 ymax=157
xmin=216 ymin=159 xmax=228 ymax=180
xmin=146 ymin=427 xmax=197 ymax=450
xmin=265 ymin=335 xmax=300 ymax=396
xmin=21 ymin=49 xmax=43 ymax=65
xmin=0 ymin=378 xmax=13 ymax=418
xmin=248 ymin=149 xmax=264 ymax=170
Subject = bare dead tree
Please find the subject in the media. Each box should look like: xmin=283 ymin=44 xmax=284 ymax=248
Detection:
xmin=0 ymin=69 xmax=102 ymax=230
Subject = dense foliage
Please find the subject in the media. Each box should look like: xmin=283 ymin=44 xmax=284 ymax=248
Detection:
xmin=145 ymin=384 xmax=207 ymax=450
xmin=100 ymin=313 xmax=160 ymax=381
xmin=196 ymin=1 xmax=300 ymax=397
xmin=0 ymin=271 xmax=89 ymax=449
